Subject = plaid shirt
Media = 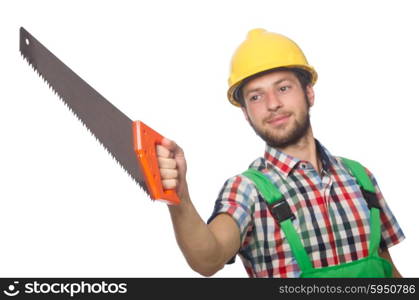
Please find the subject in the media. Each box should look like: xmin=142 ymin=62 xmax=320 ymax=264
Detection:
xmin=208 ymin=140 xmax=405 ymax=278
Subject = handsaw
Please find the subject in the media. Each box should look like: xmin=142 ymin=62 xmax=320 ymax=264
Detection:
xmin=19 ymin=27 xmax=180 ymax=205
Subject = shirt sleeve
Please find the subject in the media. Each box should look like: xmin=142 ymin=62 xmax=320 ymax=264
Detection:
xmin=207 ymin=174 xmax=258 ymax=247
xmin=366 ymin=167 xmax=405 ymax=249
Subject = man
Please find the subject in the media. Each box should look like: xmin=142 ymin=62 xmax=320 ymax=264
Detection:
xmin=156 ymin=29 xmax=404 ymax=277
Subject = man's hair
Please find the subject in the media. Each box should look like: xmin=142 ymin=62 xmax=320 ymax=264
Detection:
xmin=235 ymin=67 xmax=312 ymax=107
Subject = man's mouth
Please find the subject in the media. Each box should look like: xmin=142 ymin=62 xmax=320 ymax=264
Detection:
xmin=266 ymin=114 xmax=291 ymax=126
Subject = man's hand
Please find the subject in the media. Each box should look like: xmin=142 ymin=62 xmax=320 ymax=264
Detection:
xmin=157 ymin=138 xmax=188 ymax=201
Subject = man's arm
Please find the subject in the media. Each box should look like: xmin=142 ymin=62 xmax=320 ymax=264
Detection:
xmin=379 ymin=248 xmax=402 ymax=278
xmin=157 ymin=138 xmax=240 ymax=276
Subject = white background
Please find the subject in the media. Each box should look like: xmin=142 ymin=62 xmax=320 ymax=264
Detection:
xmin=0 ymin=0 xmax=418 ymax=277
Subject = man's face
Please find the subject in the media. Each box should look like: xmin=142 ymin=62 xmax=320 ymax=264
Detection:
xmin=241 ymin=70 xmax=314 ymax=148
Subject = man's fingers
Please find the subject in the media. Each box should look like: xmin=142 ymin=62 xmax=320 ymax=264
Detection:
xmin=157 ymin=138 xmax=185 ymax=192
xmin=160 ymin=168 xmax=178 ymax=180
xmin=162 ymin=179 xmax=177 ymax=190
xmin=158 ymin=157 xmax=176 ymax=169
xmin=156 ymin=145 xmax=173 ymax=158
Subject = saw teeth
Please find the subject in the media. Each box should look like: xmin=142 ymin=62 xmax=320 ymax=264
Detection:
xmin=21 ymin=50 xmax=148 ymax=194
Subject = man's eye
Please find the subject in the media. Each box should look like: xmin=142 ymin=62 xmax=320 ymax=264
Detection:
xmin=249 ymin=95 xmax=260 ymax=101
xmin=279 ymin=86 xmax=291 ymax=92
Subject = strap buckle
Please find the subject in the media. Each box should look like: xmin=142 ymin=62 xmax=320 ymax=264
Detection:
xmin=361 ymin=188 xmax=381 ymax=210
xmin=270 ymin=200 xmax=296 ymax=223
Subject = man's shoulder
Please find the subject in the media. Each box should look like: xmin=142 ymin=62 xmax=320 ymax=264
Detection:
xmin=334 ymin=156 xmax=371 ymax=172
xmin=248 ymin=156 xmax=268 ymax=170
xmin=220 ymin=156 xmax=268 ymax=190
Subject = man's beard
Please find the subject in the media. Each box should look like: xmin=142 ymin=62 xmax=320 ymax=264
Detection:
xmin=248 ymin=102 xmax=311 ymax=149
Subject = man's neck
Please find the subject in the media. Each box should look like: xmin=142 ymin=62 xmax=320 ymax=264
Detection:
xmin=276 ymin=128 xmax=322 ymax=173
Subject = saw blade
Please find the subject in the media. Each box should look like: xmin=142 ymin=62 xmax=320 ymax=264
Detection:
xmin=19 ymin=27 xmax=148 ymax=193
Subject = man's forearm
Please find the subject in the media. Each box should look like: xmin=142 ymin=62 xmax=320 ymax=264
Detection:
xmin=156 ymin=139 xmax=234 ymax=276
xmin=167 ymin=193 xmax=224 ymax=276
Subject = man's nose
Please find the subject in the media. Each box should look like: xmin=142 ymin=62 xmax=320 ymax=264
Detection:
xmin=265 ymin=90 xmax=283 ymax=111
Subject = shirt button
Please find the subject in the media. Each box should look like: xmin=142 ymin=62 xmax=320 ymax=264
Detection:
xmin=301 ymin=163 xmax=307 ymax=168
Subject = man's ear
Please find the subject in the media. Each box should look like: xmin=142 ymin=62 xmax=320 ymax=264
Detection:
xmin=306 ymin=84 xmax=315 ymax=107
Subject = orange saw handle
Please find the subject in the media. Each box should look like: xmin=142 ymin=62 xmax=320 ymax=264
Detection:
xmin=132 ymin=121 xmax=181 ymax=205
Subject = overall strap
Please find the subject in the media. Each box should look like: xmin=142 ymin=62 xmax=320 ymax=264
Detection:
xmin=340 ymin=157 xmax=382 ymax=256
xmin=242 ymin=169 xmax=314 ymax=273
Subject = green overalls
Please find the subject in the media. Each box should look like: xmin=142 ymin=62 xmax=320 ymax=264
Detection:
xmin=242 ymin=157 xmax=393 ymax=278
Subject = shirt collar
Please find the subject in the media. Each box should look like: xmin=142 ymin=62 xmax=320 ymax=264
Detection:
xmin=263 ymin=139 xmax=336 ymax=177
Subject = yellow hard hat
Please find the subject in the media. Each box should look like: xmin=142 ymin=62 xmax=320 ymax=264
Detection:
xmin=227 ymin=28 xmax=317 ymax=106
